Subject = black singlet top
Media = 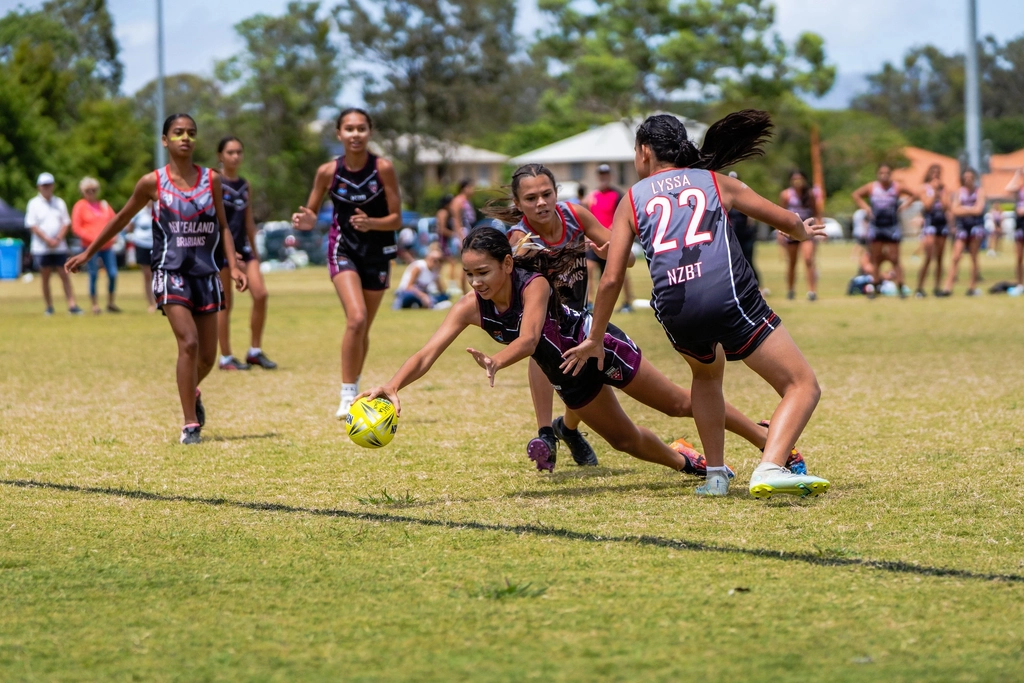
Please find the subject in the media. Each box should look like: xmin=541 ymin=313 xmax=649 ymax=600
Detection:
xmin=221 ymin=176 xmax=250 ymax=248
xmin=329 ymin=153 xmax=396 ymax=261
xmin=152 ymin=165 xmax=220 ymax=277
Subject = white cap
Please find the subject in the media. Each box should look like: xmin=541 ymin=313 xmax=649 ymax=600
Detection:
xmin=36 ymin=172 xmax=55 ymax=186
xmin=597 ymin=163 xmax=611 ymax=174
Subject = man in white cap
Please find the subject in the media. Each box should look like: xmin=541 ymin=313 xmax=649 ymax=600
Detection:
xmin=25 ymin=172 xmax=82 ymax=315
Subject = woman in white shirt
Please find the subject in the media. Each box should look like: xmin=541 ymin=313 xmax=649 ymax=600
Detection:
xmin=393 ymin=246 xmax=448 ymax=309
xmin=25 ymin=172 xmax=82 ymax=315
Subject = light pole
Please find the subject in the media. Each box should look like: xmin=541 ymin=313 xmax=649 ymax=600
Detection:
xmin=964 ymin=0 xmax=982 ymax=171
xmin=154 ymin=0 xmax=166 ymax=167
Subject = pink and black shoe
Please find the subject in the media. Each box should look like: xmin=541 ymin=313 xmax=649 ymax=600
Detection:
xmin=527 ymin=430 xmax=557 ymax=472
xmin=670 ymin=438 xmax=735 ymax=478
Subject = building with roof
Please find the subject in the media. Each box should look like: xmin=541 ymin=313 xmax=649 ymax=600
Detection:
xmin=510 ymin=115 xmax=708 ymax=195
xmin=374 ymin=135 xmax=509 ymax=188
xmin=891 ymin=146 xmax=1024 ymax=203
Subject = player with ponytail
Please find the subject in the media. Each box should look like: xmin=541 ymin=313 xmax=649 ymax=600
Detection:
xmin=359 ymin=227 xmax=783 ymax=477
xmin=563 ymin=111 xmax=830 ymax=498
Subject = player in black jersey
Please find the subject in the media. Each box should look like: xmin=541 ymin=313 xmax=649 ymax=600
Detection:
xmin=215 ymin=137 xmax=276 ymax=371
xmin=916 ymin=164 xmax=951 ymax=297
xmin=563 ymin=111 xmax=830 ymax=499
xmin=67 ymin=114 xmax=248 ymax=444
xmin=359 ymin=228 xmax=781 ymax=477
xmin=941 ymin=168 xmax=987 ymax=296
xmin=484 ymin=164 xmax=637 ymax=470
xmin=292 ymin=108 xmax=402 ymax=418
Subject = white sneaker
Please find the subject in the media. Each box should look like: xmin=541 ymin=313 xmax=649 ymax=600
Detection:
xmin=336 ymin=394 xmax=354 ymax=420
xmin=695 ymin=472 xmax=730 ymax=497
xmin=748 ymin=464 xmax=829 ymax=499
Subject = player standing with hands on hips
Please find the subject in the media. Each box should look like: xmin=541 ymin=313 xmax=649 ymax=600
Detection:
xmin=292 ymin=108 xmax=402 ymax=418
xmin=66 ymin=113 xmax=248 ymax=444
xmin=562 ymin=111 xmax=830 ymax=498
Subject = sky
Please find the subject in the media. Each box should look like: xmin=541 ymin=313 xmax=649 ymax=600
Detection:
xmin=2 ymin=0 xmax=1022 ymax=108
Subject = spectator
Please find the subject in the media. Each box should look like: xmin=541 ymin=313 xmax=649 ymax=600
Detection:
xmin=71 ymin=177 xmax=119 ymax=313
xmin=392 ymin=245 xmax=449 ymax=309
xmin=25 ymin=172 xmax=81 ymax=315
xmin=128 ymin=201 xmax=157 ymax=313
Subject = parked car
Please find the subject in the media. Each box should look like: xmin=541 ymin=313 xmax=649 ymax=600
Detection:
xmin=259 ymin=220 xmax=326 ymax=265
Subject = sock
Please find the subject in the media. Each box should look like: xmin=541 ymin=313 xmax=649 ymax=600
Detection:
xmin=341 ymin=383 xmax=358 ymax=400
xmin=248 ymin=347 xmax=261 ymax=357
xmin=706 ymin=466 xmax=729 ymax=477
xmin=755 ymin=462 xmax=785 ymax=473
xmin=538 ymin=426 xmax=555 ymax=438
xmin=220 ymin=355 xmax=233 ymax=364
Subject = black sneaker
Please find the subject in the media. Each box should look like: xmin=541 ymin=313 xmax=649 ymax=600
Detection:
xmin=68 ymin=305 xmax=84 ymax=315
xmin=195 ymin=389 xmax=206 ymax=427
xmin=219 ymin=357 xmax=250 ymax=371
xmin=526 ymin=430 xmax=557 ymax=472
xmin=786 ymin=290 xmax=795 ymax=300
xmin=180 ymin=424 xmax=201 ymax=445
xmin=552 ymin=416 xmax=598 ymax=466
xmin=246 ymin=351 xmax=278 ymax=369
xmin=914 ymin=289 xmax=926 ymax=298
xmin=806 ymin=291 xmax=817 ymax=302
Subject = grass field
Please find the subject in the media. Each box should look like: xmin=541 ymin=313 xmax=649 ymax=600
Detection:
xmin=2 ymin=241 xmax=1024 ymax=682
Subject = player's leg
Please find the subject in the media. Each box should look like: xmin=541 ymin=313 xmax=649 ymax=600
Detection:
xmin=967 ymin=235 xmax=982 ymax=292
xmin=194 ymin=311 xmax=218 ymax=386
xmin=216 ymin=267 xmax=242 ymax=368
xmin=245 ymin=259 xmax=276 ymax=369
xmin=933 ymin=235 xmax=947 ymax=293
xmin=164 ymin=304 xmax=202 ymax=429
xmin=525 ymin=359 xmax=558 ymax=466
xmin=54 ymin=261 xmax=78 ymax=311
xmin=1015 ymin=236 xmax=1024 ymax=286
xmin=888 ymin=241 xmax=904 ymax=293
xmin=917 ymin=233 xmax=934 ymax=294
xmin=39 ymin=265 xmax=54 ymax=312
xmin=943 ymin=238 xmax=965 ymax=293
xmin=141 ymin=264 xmax=156 ymax=312
xmin=87 ymin=252 xmax=101 ymax=313
xmin=869 ymin=240 xmax=885 ymax=287
xmin=740 ymin=325 xmax=829 ymax=498
xmin=102 ymin=249 xmax=118 ymax=310
xmin=572 ymin=386 xmax=692 ymax=471
xmin=783 ymin=240 xmax=798 ymax=298
xmin=358 ymin=286 xmax=387 ymax=377
xmin=801 ymin=239 xmax=818 ymax=300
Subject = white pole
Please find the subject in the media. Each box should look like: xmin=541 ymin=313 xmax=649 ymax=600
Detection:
xmin=964 ymin=0 xmax=982 ymax=171
xmin=155 ymin=0 xmax=166 ymax=167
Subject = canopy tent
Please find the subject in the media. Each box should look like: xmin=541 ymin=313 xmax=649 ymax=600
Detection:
xmin=0 ymin=198 xmax=26 ymax=233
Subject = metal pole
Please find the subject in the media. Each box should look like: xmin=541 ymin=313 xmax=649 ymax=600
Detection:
xmin=155 ymin=0 xmax=166 ymax=167
xmin=964 ymin=0 xmax=982 ymax=171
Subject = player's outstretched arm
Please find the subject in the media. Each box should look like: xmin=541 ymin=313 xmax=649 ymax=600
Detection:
xmin=67 ymin=173 xmax=156 ymax=273
xmin=358 ymin=293 xmax=478 ymax=414
xmin=719 ymin=173 xmax=827 ymax=242
xmin=470 ymin=276 xmax=549 ymax=386
xmin=575 ymin=203 xmax=635 ymax=267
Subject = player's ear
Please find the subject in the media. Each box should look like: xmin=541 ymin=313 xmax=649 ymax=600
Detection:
xmin=503 ymin=254 xmax=513 ymax=273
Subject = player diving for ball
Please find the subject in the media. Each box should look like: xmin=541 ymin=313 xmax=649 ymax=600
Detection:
xmin=358 ymin=227 xmax=799 ymax=480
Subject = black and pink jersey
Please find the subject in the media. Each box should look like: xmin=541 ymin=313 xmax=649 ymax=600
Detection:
xmin=869 ymin=182 xmax=900 ymax=228
xmin=152 ymin=165 xmax=220 ymax=277
xmin=328 ymin=153 xmax=396 ymax=262
xmin=782 ymin=187 xmax=817 ymax=221
xmin=957 ymin=187 xmax=984 ymax=230
xmin=1015 ymin=187 xmax=1024 ymax=215
xmin=476 ymin=268 xmax=641 ymax=409
xmin=221 ymin=176 xmax=250 ymax=252
xmin=511 ymin=202 xmax=589 ymax=310
xmin=923 ymin=185 xmax=948 ymax=228
xmin=628 ymin=168 xmax=775 ymax=361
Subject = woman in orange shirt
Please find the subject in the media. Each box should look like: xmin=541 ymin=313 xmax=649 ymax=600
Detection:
xmin=71 ymin=177 xmax=119 ymax=313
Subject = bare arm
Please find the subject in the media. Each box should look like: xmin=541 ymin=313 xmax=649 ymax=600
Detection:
xmin=292 ymin=161 xmax=335 ymax=231
xmin=1005 ymin=168 xmax=1023 ymax=194
xmin=358 ymin=292 xmax=479 ymax=413
xmin=851 ymin=182 xmax=874 ymax=216
xmin=66 ymin=174 xmax=157 ymax=271
xmin=244 ymin=186 xmax=258 ymax=260
xmin=718 ymin=173 xmax=824 ymax=241
xmin=451 ymin=196 xmax=467 ymax=235
xmin=574 ymin=203 xmax=635 ymax=266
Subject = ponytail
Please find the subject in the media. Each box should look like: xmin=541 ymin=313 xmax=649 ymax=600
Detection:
xmin=482 ymin=163 xmax=558 ymax=226
xmin=636 ymin=110 xmax=774 ymax=172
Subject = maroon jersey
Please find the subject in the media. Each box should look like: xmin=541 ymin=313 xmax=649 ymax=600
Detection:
xmin=511 ymin=201 xmax=589 ymax=310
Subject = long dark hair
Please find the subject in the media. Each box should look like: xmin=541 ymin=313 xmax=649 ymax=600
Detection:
xmin=635 ymin=110 xmax=773 ymax=171
xmin=218 ymin=136 xmax=243 ymax=154
xmin=924 ymin=164 xmax=942 ymax=184
xmin=482 ymin=164 xmax=558 ymax=226
xmin=336 ymin=107 xmax=372 ymax=130
xmin=463 ymin=227 xmax=580 ymax=323
xmin=788 ymin=169 xmax=813 ymax=211
xmin=162 ymin=113 xmax=196 ymax=136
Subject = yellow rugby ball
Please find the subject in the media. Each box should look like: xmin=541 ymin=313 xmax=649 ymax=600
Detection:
xmin=346 ymin=397 xmax=399 ymax=448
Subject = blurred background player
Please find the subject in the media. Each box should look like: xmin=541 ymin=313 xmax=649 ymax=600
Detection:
xmin=449 ymin=179 xmax=476 ymax=294
xmin=1007 ymin=168 xmax=1024 ymax=288
xmin=25 ymin=172 xmax=81 ymax=316
xmin=392 ymin=245 xmax=449 ymax=310
xmin=777 ymin=169 xmax=821 ymax=301
xmin=215 ymin=136 xmax=275 ymax=371
xmin=941 ymin=168 xmax=987 ymax=296
xmin=128 ymin=200 xmax=157 ymax=313
xmin=853 ymin=163 xmax=917 ymax=299
xmin=585 ymin=163 xmax=634 ymax=313
xmin=916 ymin=164 xmax=950 ymax=297
xmin=292 ymin=108 xmax=402 ymax=418
xmin=71 ymin=176 xmax=119 ymax=314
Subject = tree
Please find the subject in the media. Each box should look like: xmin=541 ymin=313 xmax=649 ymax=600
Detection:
xmin=134 ymin=74 xmax=235 ymax=168
xmin=216 ymin=1 xmax=343 ymax=219
xmin=334 ymin=0 xmax=543 ymax=206
xmin=531 ymin=0 xmax=835 ymax=117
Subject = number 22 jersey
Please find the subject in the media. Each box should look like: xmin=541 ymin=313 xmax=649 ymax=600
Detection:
xmin=629 ymin=168 xmax=778 ymax=362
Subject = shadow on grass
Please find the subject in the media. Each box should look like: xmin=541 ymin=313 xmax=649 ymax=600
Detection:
xmin=508 ymin=479 xmax=683 ymax=499
xmin=540 ymin=467 xmax=635 ymax=483
xmin=204 ymin=432 xmax=280 ymax=442
xmin=3 ymin=478 xmax=1022 ymax=585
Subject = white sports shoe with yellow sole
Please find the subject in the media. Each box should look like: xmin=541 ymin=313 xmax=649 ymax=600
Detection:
xmin=748 ymin=464 xmax=829 ymax=499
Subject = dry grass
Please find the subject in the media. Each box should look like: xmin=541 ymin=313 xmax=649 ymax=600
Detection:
xmin=1 ymin=241 xmax=1023 ymax=681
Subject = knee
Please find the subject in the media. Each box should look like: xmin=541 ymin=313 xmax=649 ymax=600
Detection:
xmin=666 ymin=394 xmax=692 ymax=418
xmin=805 ymin=373 xmax=822 ymax=406
xmin=179 ymin=335 xmax=199 ymax=357
xmin=346 ymin=311 xmax=368 ymax=335
xmin=252 ymin=287 xmax=268 ymax=305
xmin=604 ymin=428 xmax=640 ymax=454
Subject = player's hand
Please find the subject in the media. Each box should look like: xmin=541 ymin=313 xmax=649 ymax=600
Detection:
xmin=231 ymin=266 xmax=248 ymax=292
xmin=591 ymin=240 xmax=611 ymax=259
xmin=351 ymin=208 xmax=371 ymax=232
xmin=65 ymin=252 xmax=88 ymax=274
xmin=560 ymin=337 xmax=603 ymax=376
xmin=864 ymin=209 xmax=874 ymax=222
xmin=466 ymin=347 xmax=498 ymax=387
xmin=356 ymin=385 xmax=401 ymax=416
xmin=291 ymin=206 xmax=316 ymax=231
xmin=802 ymin=217 xmax=829 ymax=240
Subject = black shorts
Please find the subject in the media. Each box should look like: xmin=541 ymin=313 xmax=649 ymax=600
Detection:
xmin=216 ymin=245 xmax=255 ymax=270
xmin=153 ymin=269 xmax=224 ymax=315
xmin=869 ymin=225 xmax=901 ymax=243
xmin=330 ymin=250 xmax=391 ymax=291
xmin=921 ymin=223 xmax=949 ymax=238
xmin=548 ymin=323 xmax=642 ymax=410
xmin=135 ymin=247 xmax=152 ymax=267
xmin=34 ymin=253 xmax=67 ymax=269
xmin=667 ymin=292 xmax=781 ymax=365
